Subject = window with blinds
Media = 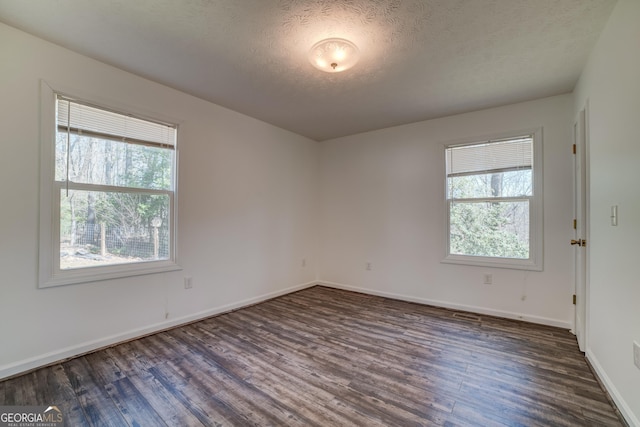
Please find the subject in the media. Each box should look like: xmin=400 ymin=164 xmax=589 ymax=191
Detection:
xmin=443 ymin=130 xmax=543 ymax=270
xmin=39 ymin=85 xmax=180 ymax=287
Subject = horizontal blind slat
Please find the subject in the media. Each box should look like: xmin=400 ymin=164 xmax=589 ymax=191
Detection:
xmin=57 ymin=97 xmax=176 ymax=147
xmin=447 ymin=137 xmax=532 ymax=176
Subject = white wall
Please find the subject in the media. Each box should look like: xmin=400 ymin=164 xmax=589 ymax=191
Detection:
xmin=573 ymin=0 xmax=640 ymax=424
xmin=0 ymin=23 xmax=319 ymax=378
xmin=319 ymin=95 xmax=574 ymax=327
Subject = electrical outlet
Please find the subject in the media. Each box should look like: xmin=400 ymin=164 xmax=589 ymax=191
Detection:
xmin=184 ymin=276 xmax=192 ymax=289
xmin=634 ymin=341 xmax=640 ymax=370
xmin=483 ymin=274 xmax=493 ymax=285
xmin=366 ymin=262 xmax=372 ymax=271
xmin=301 ymin=258 xmax=306 ymax=267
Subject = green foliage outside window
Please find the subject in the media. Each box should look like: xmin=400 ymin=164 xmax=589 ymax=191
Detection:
xmin=448 ymin=169 xmax=531 ymax=260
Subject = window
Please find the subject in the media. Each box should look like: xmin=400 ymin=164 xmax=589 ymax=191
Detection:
xmin=39 ymin=83 xmax=180 ymax=287
xmin=443 ymin=129 xmax=543 ymax=270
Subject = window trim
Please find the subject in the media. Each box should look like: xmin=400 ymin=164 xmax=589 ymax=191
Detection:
xmin=441 ymin=128 xmax=544 ymax=271
xmin=38 ymin=81 xmax=181 ymax=288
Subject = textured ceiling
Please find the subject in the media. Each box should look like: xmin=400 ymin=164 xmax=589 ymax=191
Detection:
xmin=0 ymin=0 xmax=616 ymax=141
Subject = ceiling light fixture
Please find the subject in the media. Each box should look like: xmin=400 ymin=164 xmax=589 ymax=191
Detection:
xmin=308 ymin=38 xmax=360 ymax=73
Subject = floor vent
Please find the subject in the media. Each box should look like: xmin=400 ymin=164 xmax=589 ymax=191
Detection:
xmin=452 ymin=312 xmax=481 ymax=322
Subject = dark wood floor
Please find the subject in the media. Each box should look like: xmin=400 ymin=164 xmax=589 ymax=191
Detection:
xmin=0 ymin=286 xmax=623 ymax=426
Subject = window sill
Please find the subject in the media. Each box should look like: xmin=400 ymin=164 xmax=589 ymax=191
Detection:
xmin=39 ymin=260 xmax=182 ymax=288
xmin=442 ymin=254 xmax=542 ymax=271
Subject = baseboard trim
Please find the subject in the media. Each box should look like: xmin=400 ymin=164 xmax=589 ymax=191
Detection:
xmin=0 ymin=280 xmax=317 ymax=381
xmin=586 ymin=349 xmax=638 ymax=427
xmin=318 ymin=280 xmax=571 ymax=329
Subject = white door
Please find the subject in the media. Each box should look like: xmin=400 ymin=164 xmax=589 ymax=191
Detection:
xmin=573 ymin=108 xmax=587 ymax=351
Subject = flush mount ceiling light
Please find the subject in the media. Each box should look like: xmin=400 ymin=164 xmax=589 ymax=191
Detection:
xmin=308 ymin=38 xmax=360 ymax=73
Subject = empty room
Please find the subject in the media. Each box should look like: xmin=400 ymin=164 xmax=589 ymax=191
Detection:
xmin=0 ymin=0 xmax=638 ymax=426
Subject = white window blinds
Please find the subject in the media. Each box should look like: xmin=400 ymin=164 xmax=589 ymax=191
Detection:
xmin=57 ymin=96 xmax=176 ymax=149
xmin=446 ymin=136 xmax=532 ymax=177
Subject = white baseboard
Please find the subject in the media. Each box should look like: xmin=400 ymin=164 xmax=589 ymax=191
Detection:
xmin=318 ymin=280 xmax=571 ymax=329
xmin=0 ymin=280 xmax=317 ymax=381
xmin=586 ymin=349 xmax=639 ymax=427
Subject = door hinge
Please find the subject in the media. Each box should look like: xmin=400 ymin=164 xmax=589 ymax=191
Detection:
xmin=573 ymin=294 xmax=577 ymax=305
xmin=572 ymin=144 xmax=576 ymax=154
xmin=573 ymin=219 xmax=577 ymax=229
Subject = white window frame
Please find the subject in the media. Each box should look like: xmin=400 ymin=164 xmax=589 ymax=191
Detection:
xmin=442 ymin=128 xmax=543 ymax=271
xmin=38 ymin=81 xmax=181 ymax=288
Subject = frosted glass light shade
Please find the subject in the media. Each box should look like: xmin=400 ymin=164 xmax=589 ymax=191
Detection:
xmin=308 ymin=38 xmax=360 ymax=73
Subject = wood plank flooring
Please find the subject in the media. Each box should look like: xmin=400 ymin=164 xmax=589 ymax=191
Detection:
xmin=0 ymin=286 xmax=624 ymax=426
